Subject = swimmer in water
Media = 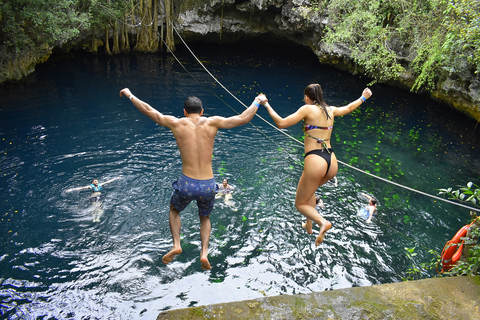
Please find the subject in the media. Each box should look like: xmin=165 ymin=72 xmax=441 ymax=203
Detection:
xmin=216 ymin=178 xmax=234 ymax=203
xmin=360 ymin=193 xmax=377 ymax=223
xmin=66 ymin=177 xmax=120 ymax=222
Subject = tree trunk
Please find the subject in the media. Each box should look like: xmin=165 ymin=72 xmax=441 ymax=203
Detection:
xmin=91 ymin=29 xmax=99 ymax=53
xmin=133 ymin=0 xmax=159 ymax=52
xmin=105 ymin=26 xmax=112 ymax=55
xmin=164 ymin=0 xmax=175 ymax=51
xmin=121 ymin=11 xmax=130 ymax=52
xmin=151 ymin=0 xmax=159 ymax=50
xmin=112 ymin=20 xmax=120 ymax=54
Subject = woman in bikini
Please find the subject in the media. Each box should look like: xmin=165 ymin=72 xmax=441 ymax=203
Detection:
xmin=260 ymin=84 xmax=372 ymax=245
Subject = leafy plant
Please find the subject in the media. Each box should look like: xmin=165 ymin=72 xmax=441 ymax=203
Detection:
xmin=438 ymin=182 xmax=480 ymax=207
xmin=0 ymin=0 xmax=91 ymax=53
xmin=308 ymin=0 xmax=480 ymax=93
xmin=403 ymin=247 xmax=438 ymax=281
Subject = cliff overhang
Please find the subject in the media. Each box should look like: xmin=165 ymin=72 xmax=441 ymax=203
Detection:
xmin=1 ymin=0 xmax=479 ymax=122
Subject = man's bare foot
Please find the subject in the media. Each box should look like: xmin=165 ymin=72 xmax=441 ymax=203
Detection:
xmin=200 ymin=256 xmax=212 ymax=270
xmin=302 ymin=221 xmax=313 ymax=234
xmin=315 ymin=220 xmax=332 ymax=246
xmin=162 ymin=248 xmax=182 ymax=264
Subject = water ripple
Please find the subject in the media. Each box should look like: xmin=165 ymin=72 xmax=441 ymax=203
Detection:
xmin=1 ymin=44 xmax=479 ymax=318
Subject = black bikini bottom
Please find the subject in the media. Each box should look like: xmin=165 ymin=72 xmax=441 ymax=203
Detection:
xmin=304 ymin=148 xmax=334 ymax=173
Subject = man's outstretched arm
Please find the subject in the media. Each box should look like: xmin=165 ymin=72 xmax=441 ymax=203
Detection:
xmin=210 ymin=95 xmax=262 ymax=129
xmin=120 ymin=88 xmax=176 ymax=127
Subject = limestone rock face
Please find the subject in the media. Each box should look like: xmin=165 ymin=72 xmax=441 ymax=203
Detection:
xmin=173 ymin=0 xmax=480 ymax=121
xmin=0 ymin=44 xmax=52 ymax=83
xmin=1 ymin=0 xmax=479 ymax=121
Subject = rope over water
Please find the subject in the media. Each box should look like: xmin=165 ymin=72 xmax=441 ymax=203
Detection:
xmin=101 ymin=8 xmax=477 ymax=213
xmin=169 ymin=24 xmax=478 ymax=213
xmin=105 ymin=8 xmax=477 ymax=254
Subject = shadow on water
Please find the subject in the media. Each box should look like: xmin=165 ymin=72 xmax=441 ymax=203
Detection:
xmin=0 ymin=41 xmax=479 ymax=318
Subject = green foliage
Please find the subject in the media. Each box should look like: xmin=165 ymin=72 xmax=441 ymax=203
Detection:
xmin=443 ymin=0 xmax=480 ymax=75
xmin=403 ymin=247 xmax=438 ymax=281
xmin=0 ymin=0 xmax=91 ymax=53
xmin=438 ymin=181 xmax=480 ymax=207
xmin=89 ymin=0 xmax=130 ymax=30
xmin=438 ymin=182 xmax=480 ymax=276
xmin=315 ymin=0 xmax=480 ymax=92
xmin=323 ymin=0 xmax=406 ymax=82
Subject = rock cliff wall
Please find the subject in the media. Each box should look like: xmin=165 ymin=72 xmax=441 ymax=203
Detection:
xmin=172 ymin=0 xmax=480 ymax=122
xmin=1 ymin=0 xmax=479 ymax=122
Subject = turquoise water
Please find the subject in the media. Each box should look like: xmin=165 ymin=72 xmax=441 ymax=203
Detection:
xmin=1 ymin=41 xmax=479 ymax=318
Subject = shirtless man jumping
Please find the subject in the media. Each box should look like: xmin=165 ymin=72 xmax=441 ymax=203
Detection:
xmin=120 ymin=88 xmax=262 ymax=269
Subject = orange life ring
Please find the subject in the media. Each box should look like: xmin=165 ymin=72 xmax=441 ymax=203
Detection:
xmin=439 ymin=224 xmax=469 ymax=273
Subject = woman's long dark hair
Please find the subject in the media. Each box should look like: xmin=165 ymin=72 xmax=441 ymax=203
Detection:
xmin=304 ymin=83 xmax=331 ymax=120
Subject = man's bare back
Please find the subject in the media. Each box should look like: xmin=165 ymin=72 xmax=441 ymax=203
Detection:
xmin=169 ymin=115 xmax=218 ymax=180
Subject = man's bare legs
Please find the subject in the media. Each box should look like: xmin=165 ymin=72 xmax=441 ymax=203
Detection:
xmin=162 ymin=206 xmax=212 ymax=270
xmin=199 ymin=215 xmax=212 ymax=270
xmin=162 ymin=205 xmax=183 ymax=264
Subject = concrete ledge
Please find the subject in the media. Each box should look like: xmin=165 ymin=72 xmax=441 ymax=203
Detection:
xmin=157 ymin=276 xmax=480 ymax=319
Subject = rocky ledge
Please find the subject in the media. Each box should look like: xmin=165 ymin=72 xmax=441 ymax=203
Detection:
xmin=156 ymin=276 xmax=480 ymax=320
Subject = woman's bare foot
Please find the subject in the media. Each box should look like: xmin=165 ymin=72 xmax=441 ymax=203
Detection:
xmin=200 ymin=256 xmax=212 ymax=270
xmin=162 ymin=248 xmax=182 ymax=264
xmin=315 ymin=220 xmax=332 ymax=246
xmin=302 ymin=221 xmax=313 ymax=234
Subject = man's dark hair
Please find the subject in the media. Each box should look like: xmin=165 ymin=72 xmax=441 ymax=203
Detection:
xmin=371 ymin=198 xmax=377 ymax=205
xmin=184 ymin=96 xmax=203 ymax=114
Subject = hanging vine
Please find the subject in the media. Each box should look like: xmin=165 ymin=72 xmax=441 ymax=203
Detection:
xmin=134 ymin=0 xmax=155 ymax=51
xmin=164 ymin=0 xmax=175 ymax=51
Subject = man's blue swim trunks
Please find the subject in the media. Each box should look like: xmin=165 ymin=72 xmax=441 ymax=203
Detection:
xmin=170 ymin=174 xmax=216 ymax=217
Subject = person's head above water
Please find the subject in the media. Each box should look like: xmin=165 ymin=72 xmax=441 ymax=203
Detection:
xmin=92 ymin=179 xmax=99 ymax=186
xmin=184 ymin=96 xmax=203 ymax=115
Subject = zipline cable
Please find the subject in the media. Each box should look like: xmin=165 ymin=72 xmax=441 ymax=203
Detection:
xmin=106 ymin=6 xmax=478 ymax=214
xmin=171 ymin=25 xmax=306 ymax=147
xmin=109 ymin=11 xmax=475 ymax=255
xmin=170 ymin=24 xmax=479 ymax=213
xmin=160 ymin=32 xmax=303 ymax=165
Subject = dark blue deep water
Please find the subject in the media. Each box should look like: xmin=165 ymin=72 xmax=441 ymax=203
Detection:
xmin=1 ymin=41 xmax=479 ymax=319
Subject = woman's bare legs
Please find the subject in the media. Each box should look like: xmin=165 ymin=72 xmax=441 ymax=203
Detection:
xmin=301 ymin=194 xmax=317 ymax=234
xmin=296 ymin=153 xmax=338 ymax=245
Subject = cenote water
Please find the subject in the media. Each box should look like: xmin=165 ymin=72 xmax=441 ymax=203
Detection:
xmin=1 ymin=41 xmax=479 ymax=319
